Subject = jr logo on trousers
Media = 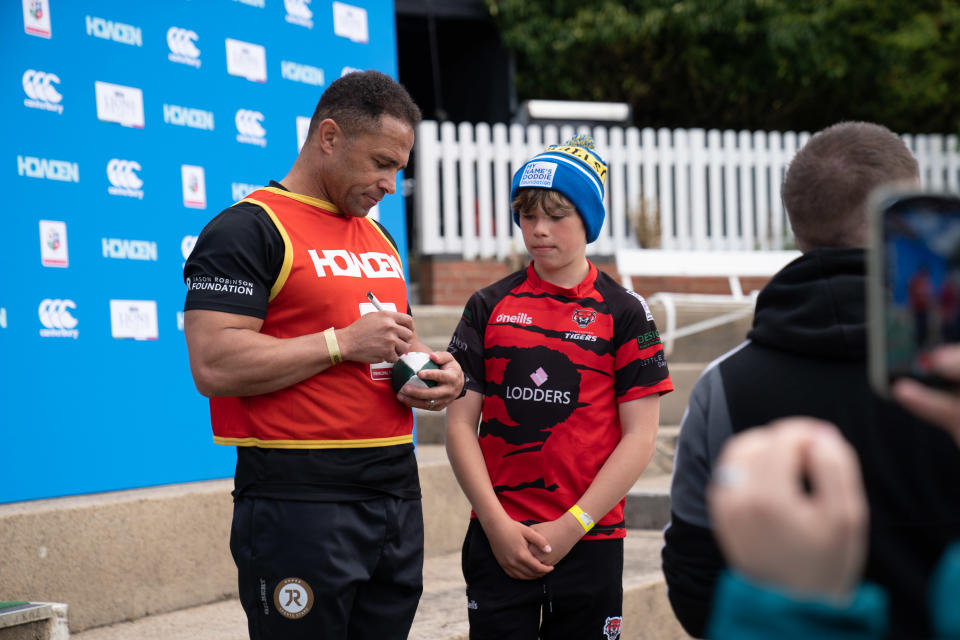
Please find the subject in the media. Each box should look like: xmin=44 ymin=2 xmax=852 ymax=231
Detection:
xmin=273 ymin=577 xmax=314 ymax=619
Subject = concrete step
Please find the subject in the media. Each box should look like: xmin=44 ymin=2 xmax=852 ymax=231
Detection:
xmin=412 ymin=305 xmax=464 ymax=341
xmin=626 ymin=468 xmax=672 ymax=531
xmin=651 ymin=425 xmax=679 ymax=474
xmin=72 ymin=532 xmax=689 ymax=640
xmin=0 ymin=446 xmax=469 ymax=636
xmin=660 ymin=362 xmax=707 ymax=425
xmin=417 ymin=424 xmax=675 ymax=533
xmin=648 ymin=300 xmax=751 ymax=363
xmin=414 ymin=407 xmax=445 ymax=445
xmin=0 ymin=602 xmax=69 ymax=640
xmin=1 ymin=441 xmax=679 ymax=638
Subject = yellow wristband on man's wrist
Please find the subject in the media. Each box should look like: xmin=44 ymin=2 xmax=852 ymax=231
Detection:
xmin=323 ymin=328 xmax=343 ymax=365
xmin=568 ymin=504 xmax=595 ymax=533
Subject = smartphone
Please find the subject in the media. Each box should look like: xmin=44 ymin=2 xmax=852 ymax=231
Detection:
xmin=868 ymin=190 xmax=960 ymax=397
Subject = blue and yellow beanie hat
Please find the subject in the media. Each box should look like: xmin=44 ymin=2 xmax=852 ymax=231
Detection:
xmin=510 ymin=134 xmax=608 ymax=243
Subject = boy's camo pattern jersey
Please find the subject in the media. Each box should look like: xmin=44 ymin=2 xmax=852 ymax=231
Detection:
xmin=448 ymin=262 xmax=673 ymax=539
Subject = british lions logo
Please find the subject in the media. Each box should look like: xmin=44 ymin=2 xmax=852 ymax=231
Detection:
xmin=572 ymin=308 xmax=596 ymax=328
xmin=603 ymin=615 xmax=622 ymax=640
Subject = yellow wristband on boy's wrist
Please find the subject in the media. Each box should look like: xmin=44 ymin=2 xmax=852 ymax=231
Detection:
xmin=323 ymin=328 xmax=343 ymax=365
xmin=568 ymin=504 xmax=595 ymax=533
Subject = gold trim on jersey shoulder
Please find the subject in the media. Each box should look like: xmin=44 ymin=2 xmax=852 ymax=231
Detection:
xmin=259 ymin=186 xmax=339 ymax=213
xmin=242 ymin=197 xmax=293 ymax=302
xmin=213 ymin=434 xmax=414 ymax=448
xmin=363 ymin=217 xmax=403 ymax=267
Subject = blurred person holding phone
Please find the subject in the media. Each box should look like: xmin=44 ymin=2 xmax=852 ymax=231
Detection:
xmin=705 ymin=345 xmax=960 ymax=638
xmin=662 ymin=122 xmax=960 ymax=639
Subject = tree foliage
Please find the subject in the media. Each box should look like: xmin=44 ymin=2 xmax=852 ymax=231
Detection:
xmin=486 ymin=0 xmax=960 ymax=134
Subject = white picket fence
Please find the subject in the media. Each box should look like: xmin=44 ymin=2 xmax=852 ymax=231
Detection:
xmin=412 ymin=120 xmax=960 ymax=259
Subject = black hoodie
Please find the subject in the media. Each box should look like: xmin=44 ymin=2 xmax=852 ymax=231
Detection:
xmin=662 ymin=248 xmax=960 ymax=639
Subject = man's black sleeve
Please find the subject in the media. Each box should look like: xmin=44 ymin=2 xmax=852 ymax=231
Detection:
xmin=661 ymin=514 xmax=725 ymax=637
xmin=183 ymin=201 xmax=284 ymax=318
xmin=661 ymin=364 xmax=735 ymax=637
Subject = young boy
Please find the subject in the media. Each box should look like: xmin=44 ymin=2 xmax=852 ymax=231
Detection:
xmin=444 ymin=135 xmax=674 ymax=640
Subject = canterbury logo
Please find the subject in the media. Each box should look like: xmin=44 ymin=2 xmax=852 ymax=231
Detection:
xmin=107 ymin=159 xmax=143 ymax=189
xmin=235 ymin=109 xmax=266 ymax=137
xmin=22 ymin=70 xmax=62 ymax=104
xmin=38 ymin=299 xmax=78 ymax=330
xmin=166 ymin=27 xmax=200 ymax=58
xmin=285 ymin=0 xmax=313 ymax=19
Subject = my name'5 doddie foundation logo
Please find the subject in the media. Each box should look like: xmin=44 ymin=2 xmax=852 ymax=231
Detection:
xmin=518 ymin=161 xmax=557 ymax=189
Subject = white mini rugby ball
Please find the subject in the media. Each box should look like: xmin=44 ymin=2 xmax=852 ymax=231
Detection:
xmin=391 ymin=352 xmax=440 ymax=393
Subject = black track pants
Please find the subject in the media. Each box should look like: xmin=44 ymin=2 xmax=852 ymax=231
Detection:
xmin=462 ymin=519 xmax=624 ymax=640
xmin=230 ymin=496 xmax=424 ymax=640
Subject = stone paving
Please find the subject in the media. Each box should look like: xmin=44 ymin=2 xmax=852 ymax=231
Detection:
xmin=73 ymin=531 xmax=685 ymax=640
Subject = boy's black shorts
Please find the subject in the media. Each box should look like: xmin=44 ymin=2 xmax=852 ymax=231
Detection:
xmin=462 ymin=519 xmax=624 ymax=640
xmin=230 ymin=495 xmax=424 ymax=640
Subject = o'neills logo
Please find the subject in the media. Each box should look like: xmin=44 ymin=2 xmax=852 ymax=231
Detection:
xmin=505 ymin=386 xmax=572 ymax=404
xmin=495 ymin=312 xmax=533 ymax=325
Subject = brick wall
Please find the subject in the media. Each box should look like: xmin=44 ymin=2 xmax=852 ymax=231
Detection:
xmin=416 ymin=257 xmax=773 ymax=308
xmin=417 ymin=257 xmax=512 ymax=307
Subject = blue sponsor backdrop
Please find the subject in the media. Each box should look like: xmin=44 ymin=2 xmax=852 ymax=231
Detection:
xmin=1 ymin=0 xmax=405 ymax=503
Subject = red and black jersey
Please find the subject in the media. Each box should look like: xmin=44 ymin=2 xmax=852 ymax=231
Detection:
xmin=184 ymin=183 xmax=418 ymax=501
xmin=202 ymin=186 xmax=412 ymax=448
xmin=448 ymin=262 xmax=673 ymax=540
